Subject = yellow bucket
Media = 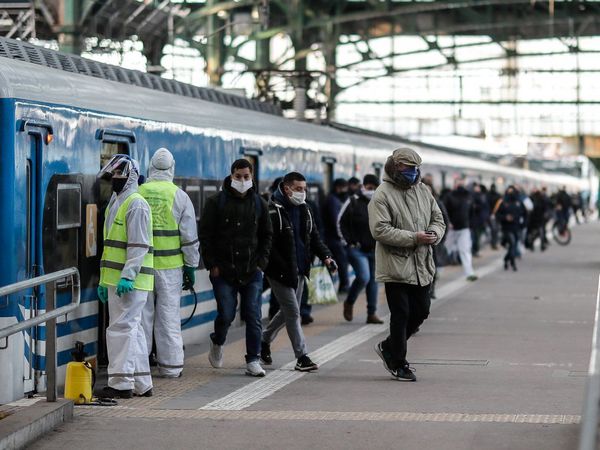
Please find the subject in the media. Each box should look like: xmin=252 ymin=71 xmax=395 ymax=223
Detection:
xmin=64 ymin=361 xmax=93 ymax=404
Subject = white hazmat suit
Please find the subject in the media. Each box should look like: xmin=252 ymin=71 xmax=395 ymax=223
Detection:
xmin=141 ymin=148 xmax=200 ymax=377
xmin=103 ymin=159 xmax=153 ymax=395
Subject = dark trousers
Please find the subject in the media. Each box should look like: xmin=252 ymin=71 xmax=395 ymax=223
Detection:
xmin=326 ymin=238 xmax=349 ymax=290
xmin=382 ymin=282 xmax=431 ymax=369
xmin=503 ymin=230 xmax=519 ymax=265
xmin=210 ymin=271 xmax=263 ymax=363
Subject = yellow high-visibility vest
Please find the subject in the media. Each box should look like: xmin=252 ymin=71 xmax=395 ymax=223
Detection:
xmin=100 ymin=193 xmax=154 ymax=291
xmin=138 ymin=181 xmax=184 ymax=270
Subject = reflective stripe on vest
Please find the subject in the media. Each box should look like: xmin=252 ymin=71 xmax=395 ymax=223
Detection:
xmin=100 ymin=192 xmax=154 ymax=291
xmin=138 ymin=180 xmax=184 ymax=269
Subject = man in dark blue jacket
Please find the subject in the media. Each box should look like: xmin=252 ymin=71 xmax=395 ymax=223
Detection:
xmin=261 ymin=172 xmax=336 ymax=372
xmin=324 ymin=178 xmax=350 ymax=293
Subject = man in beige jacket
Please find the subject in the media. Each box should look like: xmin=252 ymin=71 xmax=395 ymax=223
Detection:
xmin=369 ymin=147 xmax=446 ymax=381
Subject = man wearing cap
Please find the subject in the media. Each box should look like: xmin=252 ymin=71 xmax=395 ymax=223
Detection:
xmin=338 ymin=174 xmax=383 ymax=324
xmin=139 ymin=148 xmax=200 ymax=378
xmin=369 ymin=148 xmax=446 ymax=382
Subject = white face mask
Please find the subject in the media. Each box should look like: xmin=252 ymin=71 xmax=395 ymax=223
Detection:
xmin=231 ymin=178 xmax=253 ymax=194
xmin=362 ymin=188 xmax=375 ymax=199
xmin=289 ymin=191 xmax=306 ymax=206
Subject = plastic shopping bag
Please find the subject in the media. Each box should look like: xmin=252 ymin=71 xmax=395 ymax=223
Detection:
xmin=307 ymin=264 xmax=338 ymax=305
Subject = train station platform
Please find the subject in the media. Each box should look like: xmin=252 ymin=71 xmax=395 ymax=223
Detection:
xmin=29 ymin=223 xmax=598 ymax=450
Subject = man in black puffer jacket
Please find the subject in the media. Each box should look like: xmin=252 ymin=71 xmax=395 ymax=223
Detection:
xmin=261 ymin=172 xmax=336 ymax=372
xmin=338 ymin=174 xmax=383 ymax=324
xmin=199 ymin=159 xmax=273 ymax=378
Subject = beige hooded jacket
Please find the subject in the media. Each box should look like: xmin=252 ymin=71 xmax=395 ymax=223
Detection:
xmin=368 ymin=148 xmax=446 ymax=286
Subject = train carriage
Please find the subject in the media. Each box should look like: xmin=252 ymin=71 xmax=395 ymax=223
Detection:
xmin=0 ymin=37 xmax=589 ymax=403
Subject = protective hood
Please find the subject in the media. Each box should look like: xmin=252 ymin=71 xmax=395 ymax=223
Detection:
xmin=383 ymin=147 xmax=422 ymax=190
xmin=148 ymin=147 xmax=175 ymax=182
xmin=121 ymin=158 xmax=141 ymax=194
xmin=98 ymin=154 xmax=140 ymax=194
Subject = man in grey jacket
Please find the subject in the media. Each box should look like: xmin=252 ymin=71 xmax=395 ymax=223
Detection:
xmin=368 ymin=148 xmax=446 ymax=381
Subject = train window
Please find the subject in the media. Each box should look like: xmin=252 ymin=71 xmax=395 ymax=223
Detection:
xmin=56 ymin=184 xmax=81 ymax=230
xmin=186 ymin=185 xmax=201 ymax=221
xmin=308 ymin=186 xmax=320 ymax=205
xmin=100 ymin=142 xmax=128 ymax=169
xmin=372 ymin=163 xmax=383 ymax=180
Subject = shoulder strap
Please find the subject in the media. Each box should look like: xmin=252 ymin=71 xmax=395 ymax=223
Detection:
xmin=217 ymin=191 xmax=226 ymax=211
xmin=254 ymin=193 xmax=263 ymax=220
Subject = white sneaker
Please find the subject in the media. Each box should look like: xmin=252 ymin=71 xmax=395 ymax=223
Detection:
xmin=208 ymin=340 xmax=223 ymax=368
xmin=245 ymin=360 xmax=266 ymax=377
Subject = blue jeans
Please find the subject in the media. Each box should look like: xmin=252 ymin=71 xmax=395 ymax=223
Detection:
xmin=346 ymin=247 xmax=378 ymax=315
xmin=210 ymin=271 xmax=263 ymax=363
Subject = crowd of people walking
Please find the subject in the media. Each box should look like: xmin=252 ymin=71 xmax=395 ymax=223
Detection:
xmin=95 ymin=146 xmax=587 ymax=396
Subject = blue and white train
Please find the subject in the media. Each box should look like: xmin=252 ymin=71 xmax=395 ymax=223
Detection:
xmin=0 ymin=37 xmax=589 ymax=403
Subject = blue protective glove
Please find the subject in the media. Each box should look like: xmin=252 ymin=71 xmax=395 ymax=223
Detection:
xmin=116 ymin=278 xmax=135 ymax=297
xmin=183 ymin=266 xmax=196 ymax=291
xmin=97 ymin=286 xmax=108 ymax=304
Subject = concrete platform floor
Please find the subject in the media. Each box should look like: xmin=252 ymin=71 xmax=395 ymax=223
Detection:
xmin=28 ymin=223 xmax=599 ymax=450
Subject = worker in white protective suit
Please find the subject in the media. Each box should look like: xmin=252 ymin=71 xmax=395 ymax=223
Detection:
xmin=97 ymin=154 xmax=154 ymax=398
xmin=140 ymin=148 xmax=200 ymax=378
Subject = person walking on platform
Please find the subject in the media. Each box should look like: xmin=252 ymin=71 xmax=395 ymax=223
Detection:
xmin=323 ymin=178 xmax=350 ymax=293
xmin=369 ymin=148 xmax=446 ymax=382
xmin=496 ymin=186 xmax=527 ymax=272
xmin=260 ymin=172 xmax=337 ymax=372
xmin=487 ymin=184 xmax=502 ymax=250
xmin=199 ymin=159 xmax=273 ymax=377
xmin=96 ymin=155 xmax=154 ymax=398
xmin=348 ymin=176 xmax=361 ymax=196
xmin=338 ymin=174 xmax=383 ymax=324
xmin=444 ymin=177 xmax=477 ymax=281
xmin=139 ymin=148 xmax=199 ymax=378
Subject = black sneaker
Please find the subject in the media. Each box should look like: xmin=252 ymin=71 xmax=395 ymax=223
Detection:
xmin=301 ymin=315 xmax=314 ymax=325
xmin=374 ymin=341 xmax=393 ymax=375
xmin=295 ymin=355 xmax=318 ymax=372
xmin=99 ymin=386 xmax=133 ymax=399
xmin=391 ymin=365 xmax=416 ymax=382
xmin=260 ymin=341 xmax=272 ymax=365
xmin=135 ymin=389 xmax=153 ymax=397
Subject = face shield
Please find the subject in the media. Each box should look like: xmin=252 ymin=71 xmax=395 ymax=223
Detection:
xmin=98 ymin=154 xmax=135 ymax=180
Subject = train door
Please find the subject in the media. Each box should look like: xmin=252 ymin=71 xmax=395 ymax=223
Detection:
xmin=322 ymin=156 xmax=336 ymax=195
xmin=18 ymin=119 xmax=53 ymax=394
xmin=95 ymin=129 xmax=135 ymax=366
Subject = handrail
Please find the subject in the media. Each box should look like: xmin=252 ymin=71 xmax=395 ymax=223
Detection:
xmin=0 ymin=267 xmax=81 ymax=402
xmin=579 ymin=275 xmax=600 ymax=450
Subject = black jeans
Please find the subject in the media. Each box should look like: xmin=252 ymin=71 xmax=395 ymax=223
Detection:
xmin=382 ymin=282 xmax=431 ymax=369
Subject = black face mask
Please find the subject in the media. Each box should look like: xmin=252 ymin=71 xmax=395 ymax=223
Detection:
xmin=112 ymin=177 xmax=127 ymax=194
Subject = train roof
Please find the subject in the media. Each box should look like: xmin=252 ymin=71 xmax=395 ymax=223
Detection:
xmin=0 ymin=38 xmax=586 ymax=189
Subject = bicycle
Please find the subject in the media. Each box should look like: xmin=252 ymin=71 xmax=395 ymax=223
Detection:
xmin=552 ymin=208 xmax=572 ymax=246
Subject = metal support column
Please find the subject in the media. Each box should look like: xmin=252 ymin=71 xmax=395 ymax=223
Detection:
xmin=206 ymin=0 xmax=225 ymax=86
xmin=57 ymin=0 xmax=81 ymax=55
